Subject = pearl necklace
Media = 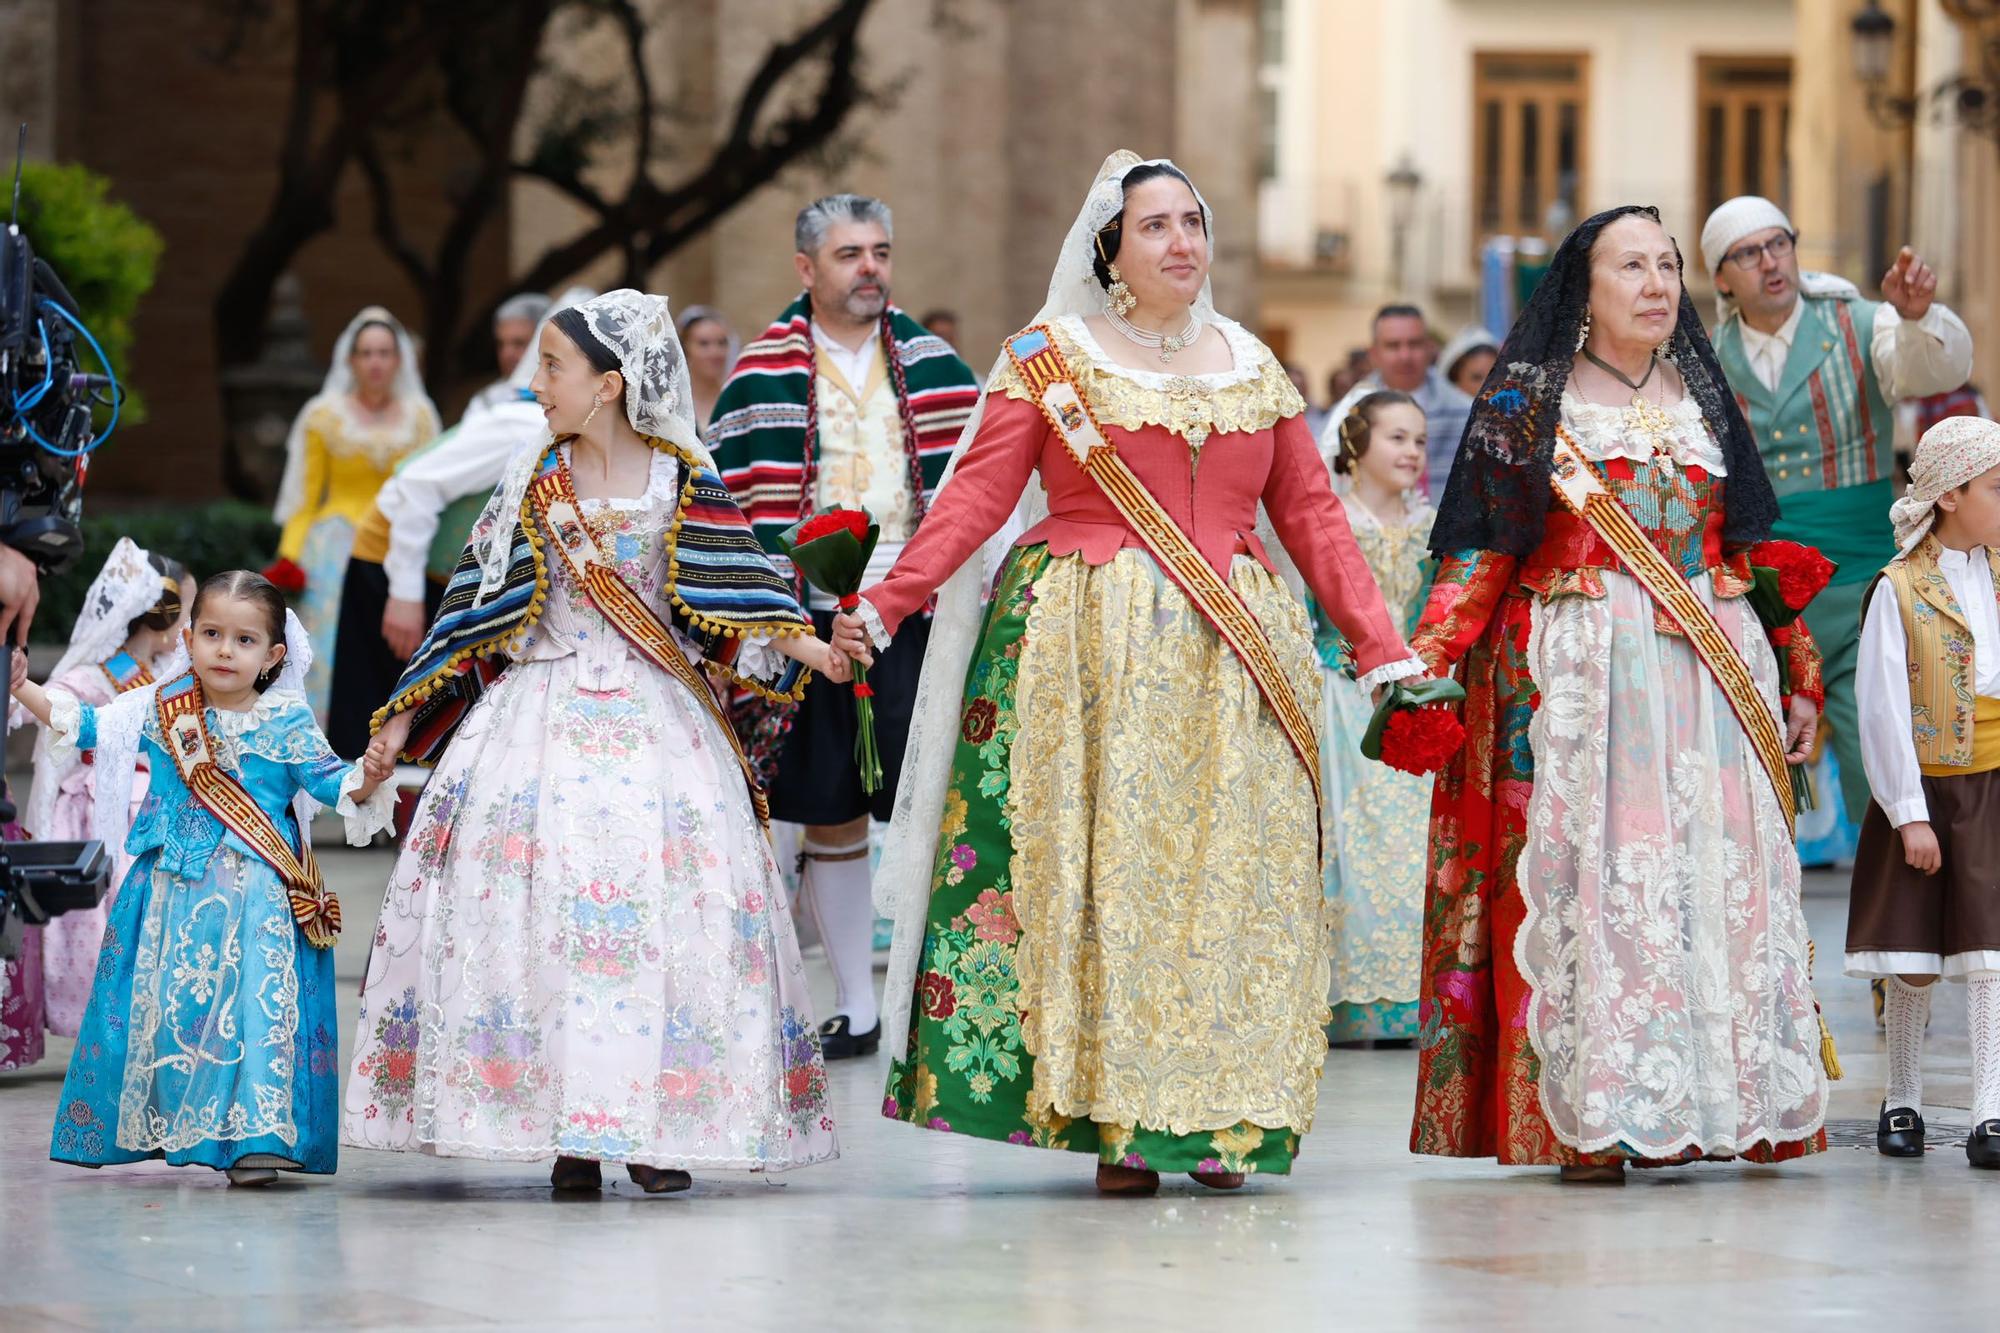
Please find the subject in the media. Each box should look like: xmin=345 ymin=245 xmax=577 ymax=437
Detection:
xmin=1107 ymin=307 xmax=1203 ymax=363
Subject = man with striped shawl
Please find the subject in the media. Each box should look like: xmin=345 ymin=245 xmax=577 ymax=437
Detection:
xmin=708 ymin=193 xmax=978 ymax=1059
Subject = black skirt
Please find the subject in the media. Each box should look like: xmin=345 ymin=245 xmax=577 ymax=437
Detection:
xmin=765 ymin=610 xmax=930 ymax=826
xmin=326 ymin=559 xmax=445 ymax=760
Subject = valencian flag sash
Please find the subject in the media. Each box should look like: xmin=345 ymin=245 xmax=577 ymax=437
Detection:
xmin=1003 ymin=324 xmax=1321 ymax=810
xmin=1548 ymin=426 xmax=1797 ymax=839
xmin=155 ymin=673 xmax=341 ymax=947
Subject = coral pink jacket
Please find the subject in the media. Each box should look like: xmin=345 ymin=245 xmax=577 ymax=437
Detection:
xmin=862 ymin=392 xmax=1411 ymax=678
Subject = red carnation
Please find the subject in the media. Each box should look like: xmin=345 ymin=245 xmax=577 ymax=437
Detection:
xmin=1379 ymin=705 xmax=1467 ymax=776
xmin=1750 ymin=540 xmax=1836 ymax=612
xmin=794 ymin=507 xmax=870 ymax=545
xmin=262 ymin=556 xmax=307 ymax=595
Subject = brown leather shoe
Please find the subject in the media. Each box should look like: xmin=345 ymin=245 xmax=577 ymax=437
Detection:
xmin=1189 ymin=1170 xmax=1245 ymax=1190
xmin=625 ymin=1164 xmax=693 ymax=1194
xmin=1095 ymin=1162 xmax=1160 ymax=1196
xmin=1558 ymin=1163 xmax=1626 ymax=1184
xmin=550 ymin=1155 xmax=603 ymax=1191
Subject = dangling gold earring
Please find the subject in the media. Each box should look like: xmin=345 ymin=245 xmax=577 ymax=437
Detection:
xmin=1573 ymin=309 xmax=1593 ymax=354
xmin=580 ymin=393 xmax=603 ymax=432
xmin=1104 ymin=263 xmax=1137 ymax=318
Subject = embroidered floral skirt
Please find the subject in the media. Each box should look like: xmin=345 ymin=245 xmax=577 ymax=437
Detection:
xmin=883 ymin=546 xmax=1330 ymax=1175
xmin=297 ymin=515 xmax=356 ymax=720
xmin=1318 ymin=655 xmax=1429 ymax=1044
xmin=1413 ymin=571 xmax=1827 ymax=1165
xmin=51 ymin=849 xmax=340 ymax=1173
xmin=341 ymin=651 xmax=837 ymax=1171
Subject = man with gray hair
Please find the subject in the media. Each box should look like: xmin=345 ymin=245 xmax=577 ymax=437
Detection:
xmin=709 ymin=194 xmax=979 ymax=1059
xmin=463 ymin=291 xmax=553 ymax=417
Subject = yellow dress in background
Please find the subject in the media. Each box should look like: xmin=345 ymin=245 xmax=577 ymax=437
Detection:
xmin=276 ymin=396 xmax=439 ymax=716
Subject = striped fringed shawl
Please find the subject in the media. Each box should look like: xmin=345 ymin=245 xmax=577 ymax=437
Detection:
xmin=371 ymin=439 xmax=813 ymax=764
xmin=706 ymin=295 xmax=980 ymax=557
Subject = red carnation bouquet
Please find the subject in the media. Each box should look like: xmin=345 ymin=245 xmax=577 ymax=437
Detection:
xmin=1360 ymin=676 xmax=1468 ymax=776
xmin=1745 ymin=539 xmax=1838 ymax=812
xmin=1745 ymin=540 xmax=1837 ymax=632
xmin=779 ymin=506 xmax=884 ymax=794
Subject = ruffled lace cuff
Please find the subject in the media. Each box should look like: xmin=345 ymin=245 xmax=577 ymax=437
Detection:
xmin=856 ymin=598 xmax=891 ymax=652
xmin=336 ymin=766 xmax=398 ymax=847
xmin=1355 ymin=655 xmax=1429 ymax=694
xmin=735 ymin=636 xmax=786 ymax=684
xmin=44 ymin=690 xmax=85 ymax=757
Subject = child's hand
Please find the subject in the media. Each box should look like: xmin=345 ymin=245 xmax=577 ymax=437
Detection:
xmin=817 ymin=637 xmax=852 ymax=685
xmin=360 ymin=744 xmax=396 ymax=788
xmin=1900 ymin=821 xmax=1942 ymax=876
xmin=8 ymin=648 xmax=26 ymax=695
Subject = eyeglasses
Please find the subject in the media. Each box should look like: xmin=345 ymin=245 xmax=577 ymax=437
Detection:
xmin=1722 ymin=232 xmax=1795 ymax=272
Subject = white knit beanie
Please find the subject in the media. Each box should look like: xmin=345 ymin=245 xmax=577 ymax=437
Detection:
xmin=1700 ymin=195 xmax=1794 ymax=277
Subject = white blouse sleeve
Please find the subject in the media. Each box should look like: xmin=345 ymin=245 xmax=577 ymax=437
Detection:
xmin=1857 ymin=579 xmax=1929 ymax=827
xmin=1870 ymin=302 xmax=1975 ymax=404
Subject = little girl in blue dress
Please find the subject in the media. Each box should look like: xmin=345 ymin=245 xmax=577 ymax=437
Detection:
xmin=9 ymin=571 xmax=394 ymax=1185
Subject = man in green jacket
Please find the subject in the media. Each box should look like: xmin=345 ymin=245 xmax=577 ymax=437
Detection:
xmin=1702 ymin=195 xmax=1974 ymax=822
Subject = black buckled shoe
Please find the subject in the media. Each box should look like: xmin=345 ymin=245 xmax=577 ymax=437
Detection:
xmin=1878 ymin=1102 xmax=1925 ymax=1158
xmin=1967 ymin=1119 xmax=2000 ymax=1169
xmin=817 ymin=1015 xmax=881 ymax=1060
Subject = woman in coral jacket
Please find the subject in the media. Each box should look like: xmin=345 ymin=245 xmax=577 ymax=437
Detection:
xmin=830 ymin=152 xmax=1423 ymax=1196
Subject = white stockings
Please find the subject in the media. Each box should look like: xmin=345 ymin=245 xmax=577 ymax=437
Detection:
xmin=802 ymin=832 xmax=879 ymax=1033
xmin=1883 ymin=976 xmax=1933 ymax=1112
xmin=1970 ymin=975 xmax=2000 ymax=1125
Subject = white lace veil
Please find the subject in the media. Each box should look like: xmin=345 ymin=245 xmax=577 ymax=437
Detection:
xmin=274 ymin=306 xmax=436 ymax=524
xmin=872 ymin=151 xmax=1222 ymax=1064
xmin=89 ymin=607 xmax=322 ymax=856
xmin=22 ymin=538 xmax=172 ymax=837
xmin=474 ymin=289 xmax=710 ymax=602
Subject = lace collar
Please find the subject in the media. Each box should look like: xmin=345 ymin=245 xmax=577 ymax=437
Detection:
xmin=994 ymin=316 xmax=1305 ymax=450
xmin=1560 ymin=391 xmax=1728 ymax=476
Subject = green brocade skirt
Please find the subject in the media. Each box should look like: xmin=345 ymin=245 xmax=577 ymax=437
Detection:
xmin=880 ymin=545 xmax=1307 ymax=1176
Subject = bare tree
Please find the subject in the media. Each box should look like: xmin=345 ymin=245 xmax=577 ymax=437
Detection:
xmin=210 ymin=0 xmax=878 ymax=414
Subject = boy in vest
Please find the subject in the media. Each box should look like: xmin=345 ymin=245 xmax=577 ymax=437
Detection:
xmin=1847 ymin=416 xmax=2000 ymax=1167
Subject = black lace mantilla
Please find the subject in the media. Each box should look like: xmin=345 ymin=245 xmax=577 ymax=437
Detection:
xmin=1429 ymin=204 xmax=1780 ymax=558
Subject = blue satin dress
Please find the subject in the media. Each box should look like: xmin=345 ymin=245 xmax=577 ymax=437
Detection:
xmin=48 ymin=681 xmax=361 ymax=1175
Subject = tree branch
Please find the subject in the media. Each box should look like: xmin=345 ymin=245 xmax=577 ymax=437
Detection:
xmin=356 ymin=135 xmax=432 ymax=293
xmin=487 ymin=0 xmax=875 ymax=340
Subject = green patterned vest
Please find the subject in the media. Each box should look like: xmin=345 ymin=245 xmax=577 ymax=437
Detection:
xmin=1713 ymin=294 xmax=1897 ymax=585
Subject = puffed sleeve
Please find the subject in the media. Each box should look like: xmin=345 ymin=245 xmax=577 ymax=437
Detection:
xmin=862 ymin=393 xmax=1044 ymax=639
xmin=1856 ymin=579 xmax=1927 ymax=827
xmin=277 ymin=698 xmax=396 ymax=845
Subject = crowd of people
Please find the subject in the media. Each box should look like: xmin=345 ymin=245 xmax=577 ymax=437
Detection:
xmin=4 ymin=144 xmax=2000 ymax=1200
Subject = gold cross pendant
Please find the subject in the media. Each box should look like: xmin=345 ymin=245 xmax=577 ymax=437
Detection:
xmin=1627 ymin=393 xmax=1676 ymax=461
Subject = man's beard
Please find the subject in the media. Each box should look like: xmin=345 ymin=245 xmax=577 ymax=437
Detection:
xmin=841 ymin=282 xmax=889 ymax=321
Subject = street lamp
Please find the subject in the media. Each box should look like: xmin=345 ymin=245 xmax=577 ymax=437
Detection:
xmin=1851 ymin=2 xmax=1895 ymax=87
xmin=1385 ymin=154 xmax=1422 ymax=293
xmin=1852 ymin=0 xmax=2000 ymax=138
